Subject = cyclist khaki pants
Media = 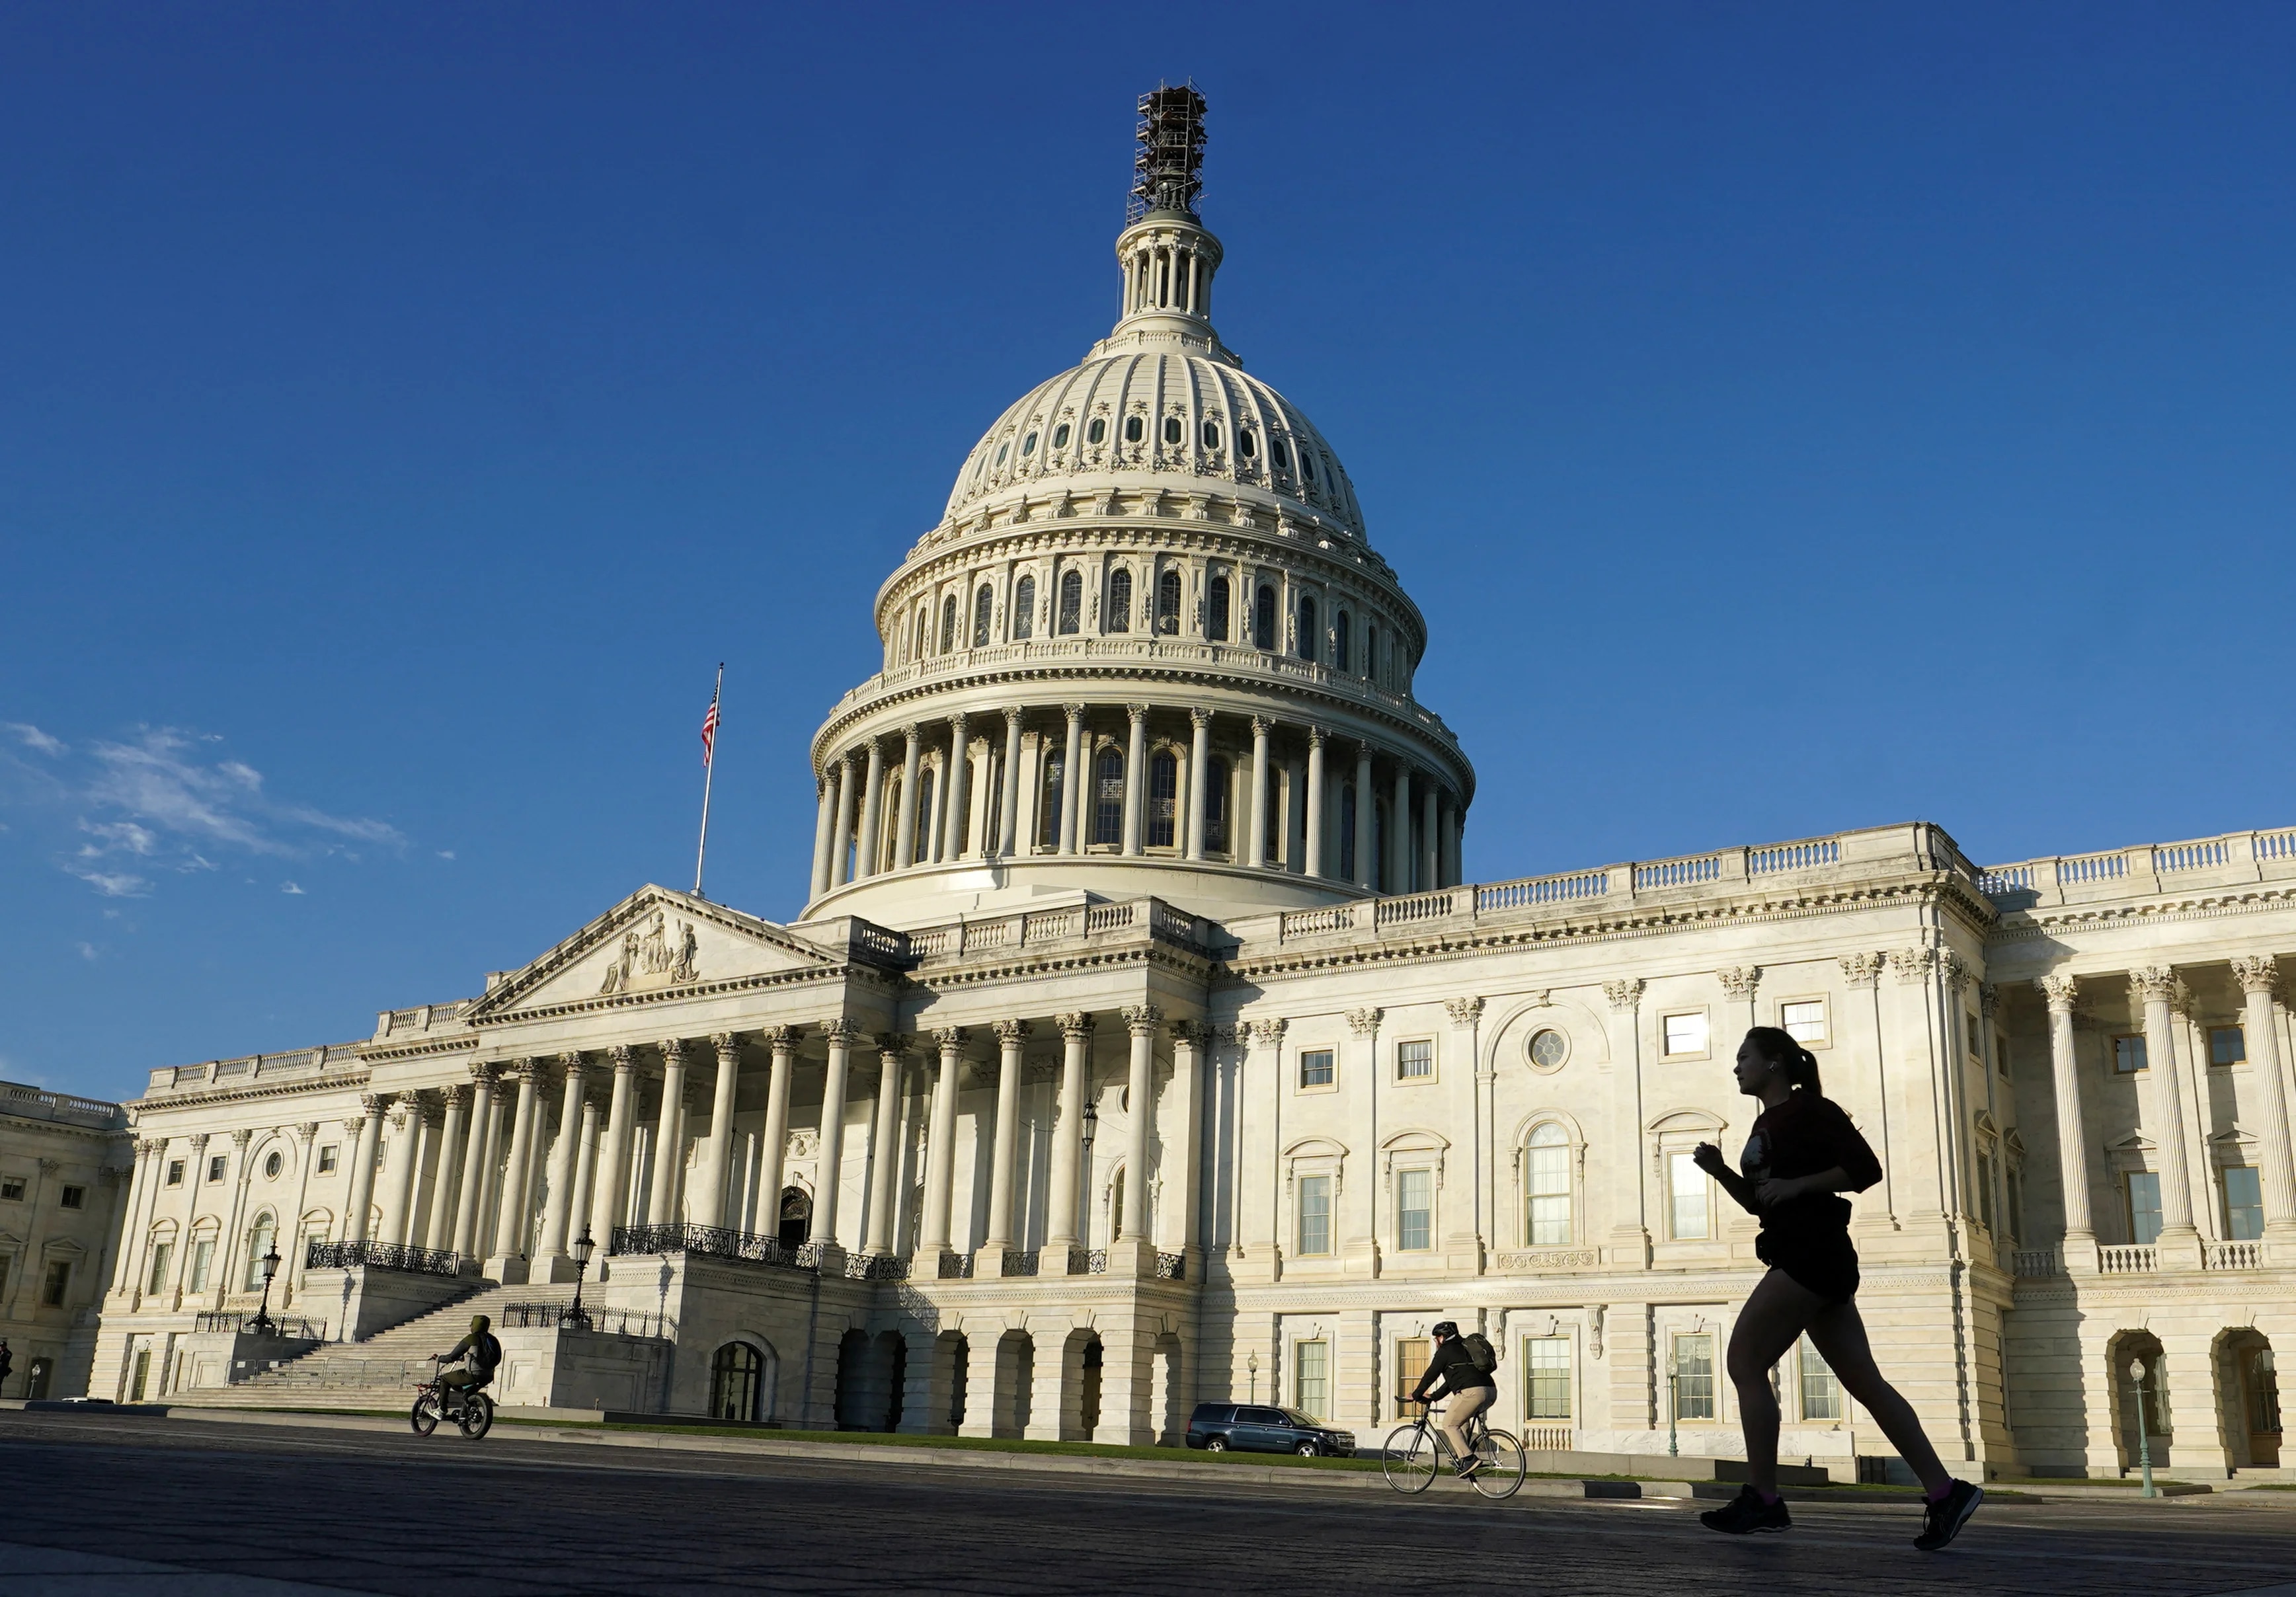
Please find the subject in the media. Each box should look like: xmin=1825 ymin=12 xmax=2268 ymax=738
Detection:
xmin=1439 ymin=1385 xmax=1494 ymax=1462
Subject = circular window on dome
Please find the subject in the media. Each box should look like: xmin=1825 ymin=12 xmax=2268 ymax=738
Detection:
xmin=1526 ymin=1028 xmax=1569 ymax=1073
xmin=1021 ymin=431 xmax=1038 ymax=457
xmin=1124 ymin=414 xmax=1144 ymax=444
xmin=1238 ymin=428 xmax=1257 ymax=458
xmin=1087 ymin=416 xmax=1107 ymax=445
xmin=1052 ymin=422 xmax=1071 ymax=450
xmin=264 ymin=1150 xmax=284 ymax=1179
xmin=1162 ymin=415 xmax=1182 ymax=445
xmin=994 ymin=442 xmax=1009 ymax=467
xmin=1201 ymin=420 xmax=1221 ymax=449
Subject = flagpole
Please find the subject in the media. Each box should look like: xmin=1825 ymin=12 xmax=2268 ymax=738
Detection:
xmin=693 ymin=663 xmax=723 ymax=898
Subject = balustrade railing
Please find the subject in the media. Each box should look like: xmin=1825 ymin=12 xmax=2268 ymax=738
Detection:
xmin=305 ymin=1240 xmax=461 ymax=1277
xmin=194 ymin=1310 xmax=321 ymax=1337
xmin=2205 ymin=1240 xmax=2266 ymax=1270
xmin=2010 ymin=1249 xmax=2059 ymax=1278
xmin=1522 ymin=1424 xmax=1575 ymax=1453
xmin=1747 ymin=839 xmax=1840 ymax=875
xmin=500 ymin=1302 xmax=677 ymax=1338
xmin=1981 ymin=826 xmax=2296 ymax=904
xmin=2098 ymin=1244 xmax=2157 ymax=1274
xmin=608 ymin=1223 xmax=818 ymax=1272
xmin=1634 ymin=854 xmax=1722 ymax=890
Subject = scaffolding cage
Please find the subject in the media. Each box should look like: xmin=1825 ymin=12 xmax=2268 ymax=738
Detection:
xmin=1128 ymin=83 xmax=1207 ymax=222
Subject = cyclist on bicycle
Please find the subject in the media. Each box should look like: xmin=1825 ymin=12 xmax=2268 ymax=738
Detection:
xmin=436 ymin=1313 xmax=502 ymax=1405
xmin=1409 ymin=1321 xmax=1496 ymax=1479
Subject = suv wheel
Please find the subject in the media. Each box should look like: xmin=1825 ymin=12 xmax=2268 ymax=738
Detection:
xmin=1294 ymin=1440 xmax=1320 ymax=1457
xmin=1205 ymin=1436 xmax=1228 ymax=1452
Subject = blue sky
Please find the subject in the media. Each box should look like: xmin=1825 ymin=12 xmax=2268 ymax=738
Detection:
xmin=5 ymin=3 xmax=2293 ymax=1101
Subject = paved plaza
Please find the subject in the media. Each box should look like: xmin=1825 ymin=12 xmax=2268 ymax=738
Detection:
xmin=3 ymin=1411 xmax=2296 ymax=1596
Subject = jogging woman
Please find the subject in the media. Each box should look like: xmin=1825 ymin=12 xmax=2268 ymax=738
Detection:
xmin=1690 ymin=1026 xmax=1983 ymax=1549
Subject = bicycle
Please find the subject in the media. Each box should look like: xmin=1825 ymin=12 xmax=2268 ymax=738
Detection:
xmin=1382 ymin=1399 xmax=1527 ymax=1499
xmin=410 ymin=1354 xmax=495 ymax=1440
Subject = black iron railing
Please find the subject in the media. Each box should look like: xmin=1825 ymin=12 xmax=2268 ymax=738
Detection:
xmin=937 ymin=1252 xmax=975 ymax=1279
xmin=608 ymin=1223 xmax=820 ymax=1272
xmin=1154 ymin=1251 xmax=1186 ymax=1280
xmin=194 ymin=1310 xmax=321 ymax=1337
xmin=847 ymin=1253 xmax=908 ymax=1281
xmin=500 ymin=1301 xmax=676 ymax=1339
xmin=305 ymin=1239 xmax=461 ymax=1276
xmin=1000 ymin=1250 xmax=1039 ymax=1278
xmin=1087 ymin=1249 xmax=1108 ymax=1274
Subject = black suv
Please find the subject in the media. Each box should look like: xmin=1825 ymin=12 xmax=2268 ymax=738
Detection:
xmin=1186 ymin=1402 xmax=1357 ymax=1457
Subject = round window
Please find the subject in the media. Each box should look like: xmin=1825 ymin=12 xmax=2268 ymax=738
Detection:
xmin=263 ymin=1150 xmax=284 ymax=1179
xmin=1052 ymin=422 xmax=1071 ymax=449
xmin=1087 ymin=416 xmax=1107 ymax=445
xmin=1527 ymin=1029 xmax=1569 ymax=1073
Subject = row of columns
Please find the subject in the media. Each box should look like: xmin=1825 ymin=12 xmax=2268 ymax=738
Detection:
xmin=809 ymin=705 xmax=1465 ymax=898
xmin=2039 ymin=955 xmax=2296 ymax=1255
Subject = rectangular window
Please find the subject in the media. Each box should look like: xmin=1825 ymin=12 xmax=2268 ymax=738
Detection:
xmin=207 ymin=1155 xmax=227 ymax=1183
xmin=166 ymin=1159 xmax=185 ymax=1186
xmin=1662 ymin=1012 xmax=1708 ymax=1058
xmin=187 ymin=1237 xmax=214 ymax=1293
xmin=2127 ymin=1171 xmax=2163 ymax=1246
xmin=1672 ymin=1333 xmax=1716 ymax=1421
xmin=1298 ymin=1049 xmax=1335 ymax=1089
xmin=1668 ymin=1151 xmax=1710 ymax=1240
xmin=0 ymin=1177 xmax=22 ymax=1202
xmin=1975 ymin=1151 xmax=1997 ymax=1231
xmin=1780 ymin=1000 xmax=1826 ymax=1044
xmin=1526 ymin=1337 xmax=1571 ymax=1420
xmin=1798 ymin=1335 xmax=1842 ymax=1421
xmin=1965 ymin=1013 xmax=1983 ymax=1059
xmin=2211 ymin=1025 xmax=2248 ymax=1067
xmin=60 ymin=1185 xmax=85 ymax=1210
xmin=1393 ymin=1337 xmax=1431 ymax=1417
xmin=1397 ymin=1168 xmax=1434 ymax=1252
xmin=41 ymin=1259 xmax=71 ymax=1307
xmin=1296 ymin=1175 xmax=1333 ymax=1257
xmin=1527 ymin=1136 xmax=1572 ymax=1245
xmin=2225 ymin=1167 xmax=2266 ymax=1241
xmin=146 ymin=1242 xmax=173 ymax=1294
xmin=2006 ymin=1169 xmax=2024 ymax=1243
xmin=2114 ymin=1034 xmax=2148 ymax=1074
xmin=318 ymin=1146 xmax=338 ymax=1175
xmin=0 ymin=1255 xmax=9 ymax=1300
xmin=1294 ymin=1339 xmax=1329 ymax=1420
xmin=1396 ymin=1039 xmax=1434 ymax=1081
xmin=1997 ymin=1034 xmax=2012 ymax=1077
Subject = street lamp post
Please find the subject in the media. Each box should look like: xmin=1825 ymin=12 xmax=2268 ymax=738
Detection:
xmin=2127 ymin=1356 xmax=2157 ymax=1499
xmin=567 ymin=1226 xmax=596 ymax=1332
xmin=247 ymin=1240 xmax=284 ymax=1338
xmin=1247 ymin=1350 xmax=1259 ymax=1404
xmin=1666 ymin=1351 xmax=1680 ymax=1458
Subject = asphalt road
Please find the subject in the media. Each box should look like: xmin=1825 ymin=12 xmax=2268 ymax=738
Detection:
xmin=3 ymin=1410 xmax=2295 ymax=1596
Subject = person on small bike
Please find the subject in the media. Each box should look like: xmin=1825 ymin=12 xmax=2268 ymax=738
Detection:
xmin=1409 ymin=1321 xmax=1496 ymax=1479
xmin=436 ymin=1313 xmax=502 ymax=1407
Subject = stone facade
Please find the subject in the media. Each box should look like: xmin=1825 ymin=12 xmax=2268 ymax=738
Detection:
xmin=0 ymin=1081 xmax=131 ymax=1398
xmin=61 ymin=94 xmax=2293 ymax=1481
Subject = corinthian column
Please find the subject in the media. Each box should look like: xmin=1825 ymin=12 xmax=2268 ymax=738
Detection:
xmin=863 ymin=1035 xmax=912 ymax=1255
xmin=452 ymin=1066 xmax=497 ymax=1257
xmin=1119 ymin=1006 xmax=1162 ymax=1244
xmin=893 ymin=726 xmax=923 ymax=870
xmin=1353 ymin=742 xmax=1374 ymax=890
xmin=918 ymin=1029 xmax=967 ymax=1255
xmin=491 ymin=1061 xmax=541 ymax=1266
xmin=424 ymin=1085 xmax=469 ymax=1254
xmin=2130 ymin=968 xmax=2199 ymax=1243
xmin=1058 ymin=704 xmax=1086 ymax=854
xmin=982 ymin=1020 xmax=1029 ymax=1250
xmin=377 ymin=1103 xmax=418 ymax=1248
xmin=344 ymin=1099 xmax=384 ymax=1244
xmin=1121 ymin=704 xmax=1148 ymax=855
xmin=646 ymin=1040 xmax=690 ymax=1226
xmin=941 ymin=714 xmax=969 ymax=863
xmin=998 ymin=709 xmax=1024 ymax=857
xmin=1390 ymin=761 xmax=1413 ymax=894
xmin=828 ymin=754 xmax=856 ymax=889
xmin=588 ymin=1047 xmax=637 ymax=1245
xmin=1185 ymin=709 xmax=1211 ymax=860
xmin=855 ymin=738 xmax=887 ymax=879
xmin=2038 ymin=976 xmax=2094 ymax=1256
xmin=811 ymin=1022 xmax=855 ymax=1247
xmin=1303 ymin=728 xmax=1327 ymax=878
xmin=756 ymin=1027 xmax=799 ymax=1237
xmin=810 ymin=774 xmax=836 ymax=900
xmin=694 ymin=1034 xmax=743 ymax=1229
xmin=1247 ymin=717 xmax=1271 ymax=869
xmin=1044 ymin=1014 xmax=1093 ymax=1262
xmin=1168 ymin=1019 xmax=1207 ymax=1261
xmin=536 ymin=1054 xmax=588 ymax=1270
xmin=2233 ymin=956 xmax=2296 ymax=1237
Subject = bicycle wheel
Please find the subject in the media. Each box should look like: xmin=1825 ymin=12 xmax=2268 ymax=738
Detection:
xmin=409 ymin=1394 xmax=440 ymax=1438
xmin=1382 ymin=1424 xmax=1439 ymax=1495
xmin=1468 ymin=1427 xmax=1528 ymax=1500
xmin=457 ymin=1392 xmax=494 ymax=1440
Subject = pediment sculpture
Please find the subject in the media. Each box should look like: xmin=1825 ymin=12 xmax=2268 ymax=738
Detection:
xmin=598 ymin=910 xmax=701 ymax=995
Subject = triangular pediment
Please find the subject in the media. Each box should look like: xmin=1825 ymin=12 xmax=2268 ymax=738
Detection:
xmin=467 ymin=885 xmax=838 ymax=1021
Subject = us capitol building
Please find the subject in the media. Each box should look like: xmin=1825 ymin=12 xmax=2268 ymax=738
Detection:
xmin=9 ymin=89 xmax=2289 ymax=1483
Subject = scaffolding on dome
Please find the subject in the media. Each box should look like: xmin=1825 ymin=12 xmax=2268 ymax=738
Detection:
xmin=1128 ymin=83 xmax=1207 ymax=222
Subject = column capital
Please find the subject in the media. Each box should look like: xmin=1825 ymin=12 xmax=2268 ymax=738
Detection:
xmin=340 ymin=1116 xmax=367 ymax=1138
xmin=360 ymin=1093 xmax=389 ymax=1116
xmin=1306 ymin=724 xmax=1328 ymax=749
xmin=1121 ymin=1003 xmax=1164 ymax=1038
xmin=932 ymin=1026 xmax=969 ymax=1050
xmin=1004 ymin=705 xmax=1023 ymax=728
xmin=993 ymin=1018 xmax=1033 ymax=1045
xmin=438 ymin=1082 xmax=470 ymax=1109
xmin=608 ymin=1043 xmax=637 ymax=1071
xmin=1250 ymin=715 xmax=1273 ymax=736
xmin=901 ymin=722 xmax=922 ymax=743
xmin=383 ymin=1105 xmax=410 ymax=1132
xmin=1445 ymin=995 xmax=1485 ymax=1029
xmin=760 ymin=1025 xmax=803 ymax=1050
xmin=1942 ymin=951 xmax=1973 ymax=993
xmin=1887 ymin=947 xmax=1936 ymax=986
xmin=38 ymin=1156 xmax=61 ymax=1175
xmin=1979 ymin=982 xmax=2000 ymax=1017
xmin=1189 ymin=707 xmax=1212 ymax=729
xmin=709 ymin=1032 xmax=740 ymax=1061
xmin=1125 ymin=702 xmax=1149 ymax=726
xmin=876 ymin=1032 xmax=916 ymax=1058
xmin=558 ymin=1049 xmax=589 ymax=1076
xmin=947 ymin=709 xmax=969 ymax=730
xmin=1250 ymin=1017 xmax=1289 ymax=1047
xmin=2038 ymin=973 xmax=2079 ymax=1012
xmin=294 ymin=1121 xmax=320 ymax=1142
xmin=1055 ymin=1011 xmax=1095 ymax=1041
xmin=230 ymin=1126 xmax=255 ymax=1148
xmin=1168 ymin=1017 xmax=1208 ymax=1046
xmin=2129 ymin=966 xmax=2179 ymax=1007
xmin=1603 ymin=979 xmax=1643 ymax=1013
xmin=1345 ymin=1007 xmax=1382 ymax=1038
xmin=1838 ymin=952 xmax=1884 ymax=990
xmin=821 ymin=1019 xmax=859 ymax=1046
xmin=2233 ymin=954 xmax=2281 ymax=995
xmin=1716 ymin=966 xmax=1761 ymax=1001
xmin=1064 ymin=702 xmax=1087 ymax=724
xmin=658 ymin=1037 xmax=689 ymax=1066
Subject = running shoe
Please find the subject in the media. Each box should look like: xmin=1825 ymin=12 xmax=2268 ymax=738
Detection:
xmin=1700 ymin=1484 xmax=1791 ymax=1534
xmin=1913 ymin=1480 xmax=1983 ymax=1551
xmin=1454 ymin=1457 xmax=1484 ymax=1480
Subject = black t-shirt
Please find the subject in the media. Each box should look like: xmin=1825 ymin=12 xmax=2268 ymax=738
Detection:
xmin=1740 ymin=1091 xmax=1881 ymax=1236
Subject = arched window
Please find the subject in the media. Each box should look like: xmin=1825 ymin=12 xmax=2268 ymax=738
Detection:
xmin=1156 ymin=569 xmax=1181 ymax=635
xmin=1366 ymin=622 xmax=1380 ymax=682
xmin=1208 ymin=574 xmax=1231 ymax=641
xmin=1528 ymin=1123 xmax=1573 ymax=1245
xmin=242 ymin=1210 xmax=276 ymax=1291
xmin=1298 ymin=596 xmax=1319 ymax=663
xmin=1111 ymin=1167 xmax=1127 ymax=1240
xmin=915 ymin=604 xmax=930 ymax=660
xmin=1038 ymin=748 xmax=1064 ymax=846
xmin=1253 ymin=585 xmax=1277 ymax=650
xmin=1012 ymin=576 xmax=1035 ymax=641
xmin=1335 ymin=611 xmax=1351 ymax=672
xmin=777 ymin=1187 xmax=812 ymax=1249
xmin=1058 ymin=569 xmax=1082 ymax=635
xmin=1340 ymin=784 xmax=1358 ymax=880
xmin=711 ymin=1342 xmax=764 ymax=1422
xmin=1107 ymin=569 xmax=1132 ymax=634
xmin=1148 ymin=750 xmax=1179 ymax=847
xmin=1205 ymin=756 xmax=1230 ymax=853
xmin=972 ymin=586 xmax=993 ymax=647
xmin=912 ymin=769 xmax=935 ymax=862
xmin=939 ymin=594 xmax=957 ymax=653
xmin=1091 ymin=747 xmax=1125 ymax=845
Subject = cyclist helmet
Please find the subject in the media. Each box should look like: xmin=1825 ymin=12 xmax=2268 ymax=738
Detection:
xmin=1430 ymin=1320 xmax=1460 ymax=1339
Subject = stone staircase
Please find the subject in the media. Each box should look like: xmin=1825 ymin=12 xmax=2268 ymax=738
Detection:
xmin=175 ymin=1279 xmax=582 ymax=1412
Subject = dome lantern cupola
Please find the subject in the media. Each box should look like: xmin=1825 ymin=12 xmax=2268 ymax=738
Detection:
xmin=1099 ymin=85 xmax=1233 ymax=364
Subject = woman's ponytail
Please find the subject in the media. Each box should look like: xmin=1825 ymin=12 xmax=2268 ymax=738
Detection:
xmin=1743 ymin=1025 xmax=1825 ymax=1098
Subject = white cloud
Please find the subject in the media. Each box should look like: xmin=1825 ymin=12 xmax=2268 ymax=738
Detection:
xmin=71 ymin=867 xmax=150 ymax=898
xmin=3 ymin=722 xmax=65 ymax=756
xmin=280 ymin=880 xmax=305 ymax=895
xmin=438 ymin=849 xmax=455 ymax=861
xmin=75 ymin=941 xmax=97 ymax=960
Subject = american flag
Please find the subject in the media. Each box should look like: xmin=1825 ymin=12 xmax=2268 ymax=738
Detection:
xmin=700 ymin=685 xmax=721 ymax=767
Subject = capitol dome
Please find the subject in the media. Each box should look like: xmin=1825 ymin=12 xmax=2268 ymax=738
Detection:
xmin=799 ymin=88 xmax=1472 ymax=929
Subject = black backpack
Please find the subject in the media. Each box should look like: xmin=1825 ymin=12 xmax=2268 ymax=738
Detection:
xmin=1462 ymin=1331 xmax=1497 ymax=1374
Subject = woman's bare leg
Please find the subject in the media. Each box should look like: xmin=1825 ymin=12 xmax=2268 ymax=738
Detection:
xmin=1804 ymin=1299 xmax=1952 ymax=1496
xmin=1726 ymin=1268 xmax=1827 ymax=1495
